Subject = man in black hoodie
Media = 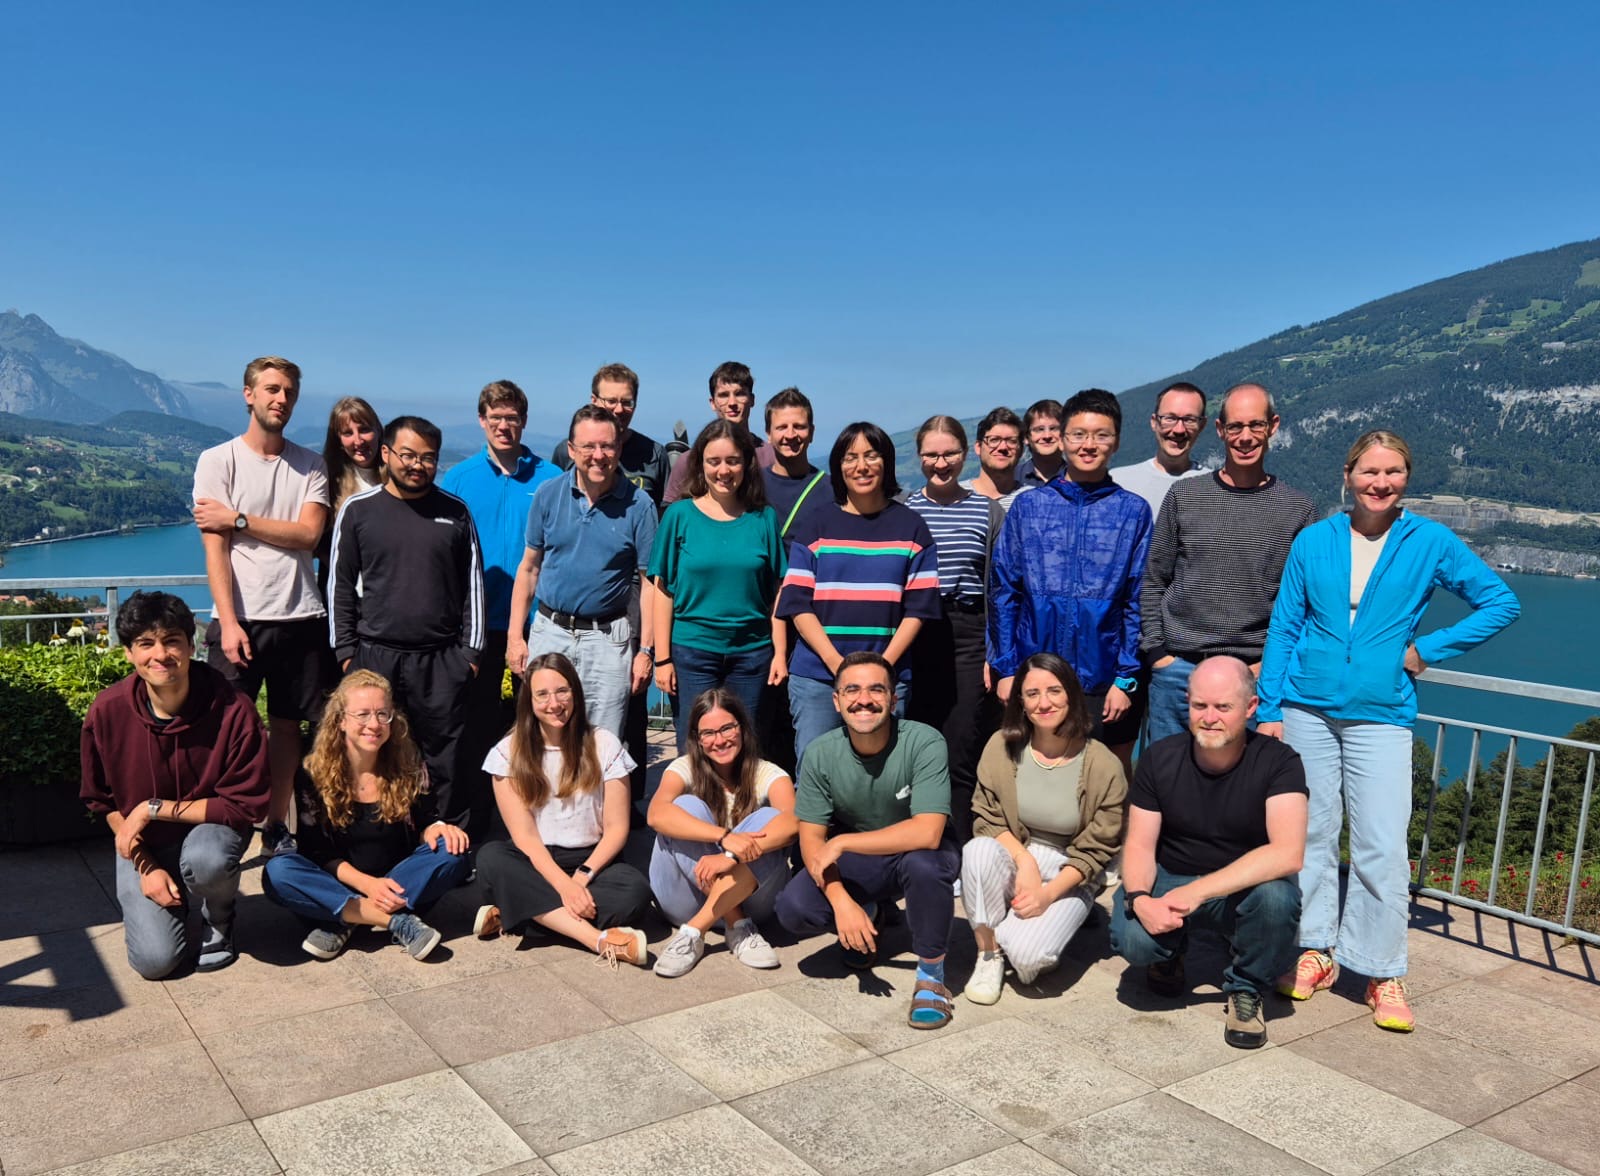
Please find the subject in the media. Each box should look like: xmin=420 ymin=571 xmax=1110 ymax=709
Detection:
xmin=81 ymin=592 xmax=270 ymax=977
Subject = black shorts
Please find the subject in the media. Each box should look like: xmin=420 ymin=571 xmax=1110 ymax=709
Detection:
xmin=205 ymin=616 xmax=334 ymax=722
xmin=1085 ymin=680 xmax=1147 ymax=748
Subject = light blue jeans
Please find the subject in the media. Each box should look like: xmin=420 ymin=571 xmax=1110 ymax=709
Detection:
xmin=1145 ymin=656 xmax=1196 ymax=744
xmin=1283 ymin=705 xmax=1414 ymax=978
xmin=527 ymin=610 xmax=633 ymax=738
xmin=648 ymin=795 xmax=789 ymax=926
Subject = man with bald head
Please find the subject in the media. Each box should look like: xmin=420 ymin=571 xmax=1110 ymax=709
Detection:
xmin=1111 ymin=656 xmax=1308 ymax=1050
xmin=1139 ymin=382 xmax=1316 ymax=742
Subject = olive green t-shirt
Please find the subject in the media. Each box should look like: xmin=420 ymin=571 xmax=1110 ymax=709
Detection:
xmin=795 ymin=720 xmax=951 ymax=833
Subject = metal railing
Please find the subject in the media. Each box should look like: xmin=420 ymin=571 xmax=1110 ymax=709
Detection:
xmin=0 ymin=576 xmax=211 ymax=646
xmin=1413 ymin=667 xmax=1600 ymax=947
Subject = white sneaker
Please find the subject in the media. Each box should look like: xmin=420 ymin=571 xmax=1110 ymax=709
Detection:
xmin=652 ymin=927 xmax=705 ymax=978
xmin=726 ymin=919 xmax=780 ymax=969
xmin=965 ymin=951 xmax=1005 ymax=1005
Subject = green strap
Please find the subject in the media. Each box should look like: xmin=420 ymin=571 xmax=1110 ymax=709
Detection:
xmin=782 ymin=470 xmax=829 ymax=536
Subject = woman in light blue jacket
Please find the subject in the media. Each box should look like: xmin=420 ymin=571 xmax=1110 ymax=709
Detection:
xmin=1258 ymin=430 xmax=1518 ymax=1034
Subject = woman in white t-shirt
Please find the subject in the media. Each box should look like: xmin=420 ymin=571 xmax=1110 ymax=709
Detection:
xmin=646 ymin=689 xmax=797 ymax=978
xmin=473 ymin=653 xmax=653 ymax=967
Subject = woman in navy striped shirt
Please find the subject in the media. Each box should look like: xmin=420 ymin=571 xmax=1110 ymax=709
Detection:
xmin=906 ymin=415 xmax=1005 ymax=840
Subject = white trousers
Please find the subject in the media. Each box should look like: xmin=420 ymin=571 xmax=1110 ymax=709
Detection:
xmin=961 ymin=835 xmax=1094 ymax=984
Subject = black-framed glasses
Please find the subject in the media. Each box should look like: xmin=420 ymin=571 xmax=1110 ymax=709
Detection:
xmin=696 ymin=720 xmax=741 ymax=744
xmin=1221 ymin=420 xmax=1272 ymax=438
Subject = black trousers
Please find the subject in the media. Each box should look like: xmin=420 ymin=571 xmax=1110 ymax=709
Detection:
xmin=458 ymin=631 xmax=513 ymax=839
xmin=350 ymin=642 xmax=473 ymax=829
xmin=476 ymin=840 xmax=652 ymax=933
xmin=909 ymin=604 xmax=997 ymax=842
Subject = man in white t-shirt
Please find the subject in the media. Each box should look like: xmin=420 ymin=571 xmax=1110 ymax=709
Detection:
xmin=1111 ymin=381 xmax=1209 ymax=515
xmin=192 ymin=356 xmax=331 ymax=855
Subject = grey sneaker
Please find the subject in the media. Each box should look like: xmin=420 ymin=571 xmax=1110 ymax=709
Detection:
xmin=195 ymin=922 xmax=237 ymax=972
xmin=1224 ymin=989 xmax=1267 ymax=1050
xmin=388 ymin=913 xmax=442 ymax=961
xmin=653 ymin=928 xmax=705 ymax=978
xmin=261 ymin=821 xmax=298 ymax=857
xmin=965 ymin=950 xmax=1005 ymax=1005
xmin=726 ymin=920 xmax=779 ymax=969
xmin=302 ymin=924 xmax=352 ymax=961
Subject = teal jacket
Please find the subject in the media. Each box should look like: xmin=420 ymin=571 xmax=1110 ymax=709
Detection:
xmin=1258 ymin=511 xmax=1519 ymax=726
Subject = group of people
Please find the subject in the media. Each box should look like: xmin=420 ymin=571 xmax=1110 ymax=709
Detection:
xmin=78 ymin=355 xmax=1520 ymax=1046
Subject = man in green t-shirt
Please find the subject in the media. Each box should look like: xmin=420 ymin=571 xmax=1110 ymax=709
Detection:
xmin=775 ymin=652 xmax=960 ymax=1028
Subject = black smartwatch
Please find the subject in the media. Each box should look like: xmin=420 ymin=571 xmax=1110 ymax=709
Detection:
xmin=1123 ymin=889 xmax=1152 ymax=919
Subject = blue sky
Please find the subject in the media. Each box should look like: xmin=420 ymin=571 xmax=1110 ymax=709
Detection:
xmin=4 ymin=2 xmax=1598 ymax=440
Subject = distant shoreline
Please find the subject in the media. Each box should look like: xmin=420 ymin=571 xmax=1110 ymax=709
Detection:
xmin=3 ymin=519 xmax=189 ymax=551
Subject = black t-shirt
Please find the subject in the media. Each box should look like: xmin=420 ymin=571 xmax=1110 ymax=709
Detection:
xmin=762 ymin=464 xmax=827 ymax=537
xmin=293 ymin=769 xmax=437 ymax=878
xmin=1128 ymin=732 xmax=1307 ymax=876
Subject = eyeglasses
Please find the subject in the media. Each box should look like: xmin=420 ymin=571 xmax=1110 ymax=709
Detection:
xmin=347 ymin=709 xmax=395 ymax=726
xmin=1221 ymin=420 xmax=1272 ymax=438
xmin=979 ymin=435 xmax=1019 ymax=450
xmin=836 ymin=682 xmax=891 ymax=699
xmin=594 ymin=396 xmax=635 ymax=412
xmin=391 ymin=450 xmax=438 ymax=468
xmin=696 ymin=720 xmax=741 ymax=744
xmin=919 ymin=450 xmax=964 ymax=465
xmin=841 ymin=452 xmax=884 ymax=468
xmin=484 ymin=413 xmax=524 ymax=427
xmin=1027 ymin=424 xmax=1062 ymax=438
xmin=570 ymin=443 xmax=618 ymax=456
xmin=1065 ymin=430 xmax=1117 ymax=445
xmin=1154 ymin=413 xmax=1204 ymax=429
xmin=531 ymin=685 xmax=574 ymax=704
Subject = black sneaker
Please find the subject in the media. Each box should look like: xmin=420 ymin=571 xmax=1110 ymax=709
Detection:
xmin=261 ymin=821 xmax=298 ymax=857
xmin=1224 ymin=989 xmax=1267 ymax=1049
xmin=1146 ymin=954 xmax=1186 ymax=997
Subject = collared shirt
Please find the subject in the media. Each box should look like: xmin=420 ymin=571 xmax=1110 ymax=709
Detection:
xmin=524 ymin=469 xmax=658 ymax=618
xmin=440 ymin=445 xmax=561 ymax=631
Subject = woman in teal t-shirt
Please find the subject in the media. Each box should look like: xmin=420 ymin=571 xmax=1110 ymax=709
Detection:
xmin=649 ymin=420 xmax=788 ymax=752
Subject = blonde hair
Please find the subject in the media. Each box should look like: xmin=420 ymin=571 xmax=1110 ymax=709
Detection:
xmin=243 ymin=356 xmax=301 ymax=389
xmin=1344 ymin=429 xmax=1413 ymax=475
xmin=302 ymin=670 xmax=425 ymax=828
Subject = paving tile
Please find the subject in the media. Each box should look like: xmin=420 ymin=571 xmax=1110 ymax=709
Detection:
xmin=161 ymin=946 xmax=381 ymax=1036
xmin=630 ymin=989 xmax=871 ymax=1099
xmin=333 ymin=917 xmax=540 ymax=997
xmin=0 ymin=1038 xmax=243 ymax=1176
xmin=734 ymin=1056 xmax=1011 ymax=1176
xmin=886 ymin=1017 xmax=1152 ymax=1137
xmin=1020 ymin=967 xmax=1257 ymax=1085
xmin=0 ymin=848 xmax=121 ymax=938
xmin=387 ymin=964 xmax=614 ymax=1066
xmin=1576 ymin=1065 xmax=1600 ymax=1093
xmin=1258 ymin=983 xmax=1375 ymax=1045
xmin=0 ymin=921 xmax=135 ymax=1006
xmin=1030 ymin=1092 xmax=1324 ymax=1176
xmin=201 ymin=997 xmax=446 ymax=1117
xmin=1408 ymin=900 xmax=1566 ymax=965
xmin=535 ymin=938 xmax=766 ymax=1023
xmin=1403 ymin=921 xmax=1530 ymax=982
xmin=925 ymin=1143 xmax=1076 ymax=1176
xmin=1413 ymin=980 xmax=1600 ymax=1078
xmin=485 ymin=1161 xmax=556 ymax=1176
xmin=1478 ymin=1082 xmax=1600 ymax=1176
xmin=39 ymin=1121 xmax=280 ymax=1175
xmin=1167 ymin=1050 xmax=1459 ymax=1176
xmin=543 ymin=1105 xmax=817 ymax=1176
xmin=460 ymin=1025 xmax=717 ymax=1155
xmin=253 ymin=1069 xmax=533 ymax=1176
xmin=1288 ymin=1018 xmax=1563 ymax=1126
xmin=0 ymin=976 xmax=192 ymax=1081
xmin=1367 ymin=1129 xmax=1580 ymax=1175
xmin=773 ymin=967 xmax=1011 ymax=1055
xmin=1478 ymin=957 xmax=1600 ymax=1022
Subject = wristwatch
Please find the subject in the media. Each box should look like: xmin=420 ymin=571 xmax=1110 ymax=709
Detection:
xmin=1113 ymin=675 xmax=1138 ymax=693
xmin=233 ymin=512 xmax=249 ymax=531
xmin=575 ymin=864 xmax=594 ymax=877
xmin=1123 ymin=889 xmax=1151 ymax=918
xmin=146 ymin=798 xmax=162 ymax=820
xmin=638 ymin=646 xmax=655 ymax=661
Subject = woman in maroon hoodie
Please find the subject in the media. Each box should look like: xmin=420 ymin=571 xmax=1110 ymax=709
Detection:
xmin=80 ymin=592 xmax=270 ymax=977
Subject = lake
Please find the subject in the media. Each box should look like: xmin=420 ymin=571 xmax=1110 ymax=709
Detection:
xmin=5 ymin=525 xmax=1596 ymax=770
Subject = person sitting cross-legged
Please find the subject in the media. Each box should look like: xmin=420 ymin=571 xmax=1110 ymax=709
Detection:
xmin=962 ymin=653 xmax=1127 ymax=1004
xmin=647 ymin=689 xmax=796 ymax=978
xmin=1110 ymin=656 xmax=1308 ymax=1050
xmin=262 ymin=670 xmax=472 ymax=962
xmin=774 ymin=652 xmax=961 ymax=1029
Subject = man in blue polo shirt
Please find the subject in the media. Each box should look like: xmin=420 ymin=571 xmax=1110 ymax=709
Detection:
xmin=440 ymin=379 xmax=561 ymax=834
xmin=507 ymin=405 xmax=658 ymax=738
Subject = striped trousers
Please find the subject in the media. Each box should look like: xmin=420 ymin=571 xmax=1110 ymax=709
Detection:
xmin=960 ymin=836 xmax=1095 ymax=984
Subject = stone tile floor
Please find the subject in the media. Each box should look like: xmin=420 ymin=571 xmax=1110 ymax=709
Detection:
xmin=3 ymin=732 xmax=1598 ymax=1176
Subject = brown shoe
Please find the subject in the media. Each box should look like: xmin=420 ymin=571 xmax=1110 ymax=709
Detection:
xmin=1146 ymin=954 xmax=1186 ymax=997
xmin=1223 ymin=989 xmax=1267 ymax=1050
xmin=473 ymin=905 xmax=501 ymax=939
xmin=595 ymin=926 xmax=649 ymax=969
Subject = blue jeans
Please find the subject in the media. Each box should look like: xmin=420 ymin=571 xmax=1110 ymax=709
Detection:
xmin=788 ymin=674 xmax=907 ymax=770
xmin=648 ymin=795 xmax=790 ymax=926
xmin=262 ymin=843 xmax=472 ymax=927
xmin=670 ymin=642 xmax=772 ymax=752
xmin=1110 ymin=864 xmax=1301 ymax=995
xmin=114 ymin=824 xmax=246 ymax=980
xmin=526 ymin=610 xmax=633 ymax=738
xmin=1146 ymin=656 xmax=1197 ymax=744
xmin=1283 ymin=705 xmax=1413 ymax=977
xmin=776 ymin=840 xmax=959 ymax=961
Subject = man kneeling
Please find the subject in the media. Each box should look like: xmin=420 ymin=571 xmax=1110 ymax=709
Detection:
xmin=775 ymin=653 xmax=959 ymax=1028
xmin=1111 ymin=656 xmax=1307 ymax=1048
xmin=81 ymin=592 xmax=270 ymax=977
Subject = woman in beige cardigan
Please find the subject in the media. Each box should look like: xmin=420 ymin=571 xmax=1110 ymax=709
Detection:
xmin=962 ymin=652 xmax=1127 ymax=1004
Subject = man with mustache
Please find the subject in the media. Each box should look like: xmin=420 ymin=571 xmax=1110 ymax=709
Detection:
xmin=775 ymin=653 xmax=960 ymax=1029
xmin=1111 ymin=656 xmax=1307 ymax=1050
xmin=192 ymin=356 xmax=330 ymax=856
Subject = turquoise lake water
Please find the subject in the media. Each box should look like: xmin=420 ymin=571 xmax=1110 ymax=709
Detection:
xmin=5 ymin=524 xmax=1596 ymax=769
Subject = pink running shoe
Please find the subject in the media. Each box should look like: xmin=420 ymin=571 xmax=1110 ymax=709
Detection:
xmin=1366 ymin=978 xmax=1415 ymax=1032
xmin=1277 ymin=949 xmax=1338 ymax=1001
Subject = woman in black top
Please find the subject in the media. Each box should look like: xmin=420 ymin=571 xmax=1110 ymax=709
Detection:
xmin=262 ymin=669 xmax=471 ymax=961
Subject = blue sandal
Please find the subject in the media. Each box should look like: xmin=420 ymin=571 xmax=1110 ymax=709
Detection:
xmin=908 ymin=978 xmax=954 ymax=1029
